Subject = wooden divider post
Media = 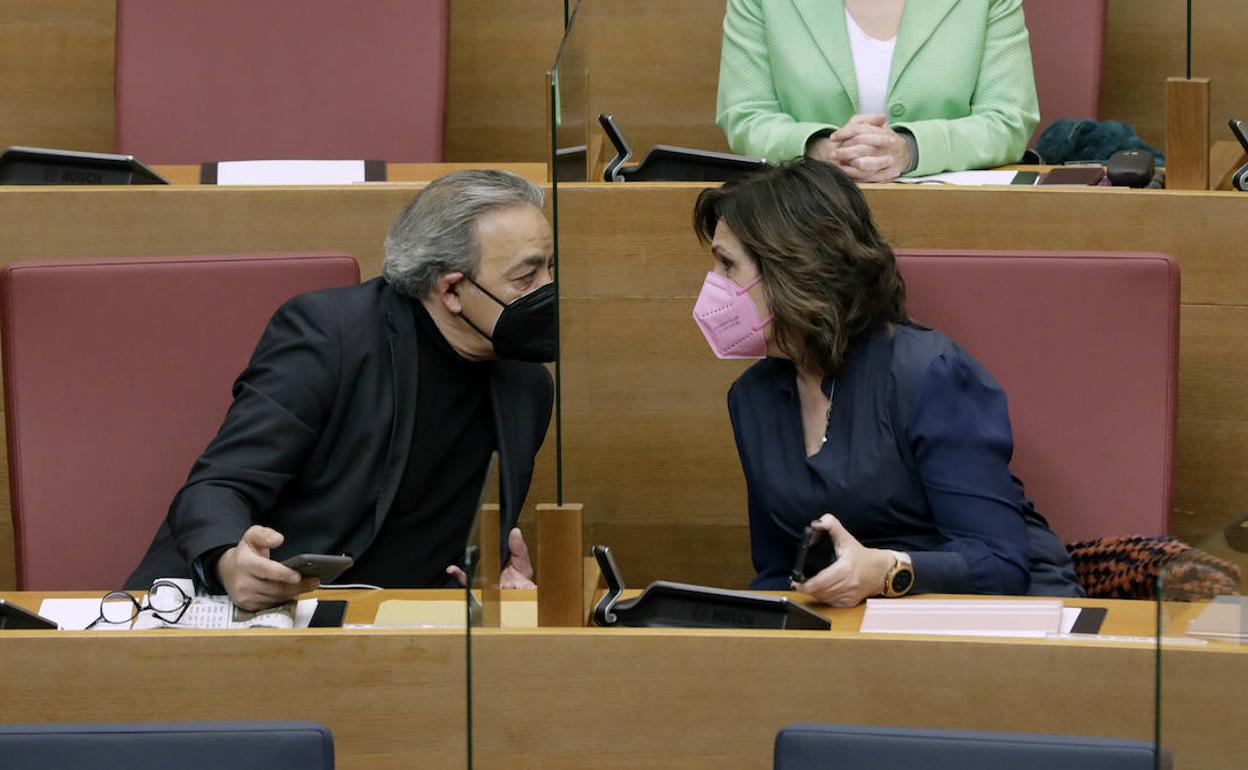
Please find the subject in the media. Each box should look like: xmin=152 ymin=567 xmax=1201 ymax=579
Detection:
xmin=1166 ymin=77 xmax=1211 ymax=190
xmin=476 ymin=503 xmax=502 ymax=628
xmin=536 ymin=503 xmax=585 ymax=627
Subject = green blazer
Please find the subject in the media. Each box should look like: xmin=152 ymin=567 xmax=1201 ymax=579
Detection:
xmin=716 ymin=0 xmax=1039 ymax=176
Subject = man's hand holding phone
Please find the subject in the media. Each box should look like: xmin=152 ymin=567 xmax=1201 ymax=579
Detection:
xmin=217 ymin=525 xmax=319 ymax=611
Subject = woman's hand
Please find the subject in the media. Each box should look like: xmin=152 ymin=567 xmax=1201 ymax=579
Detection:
xmin=827 ymin=119 xmax=911 ymax=183
xmin=807 ymin=114 xmax=887 ymax=164
xmin=792 ymin=513 xmax=894 ymax=607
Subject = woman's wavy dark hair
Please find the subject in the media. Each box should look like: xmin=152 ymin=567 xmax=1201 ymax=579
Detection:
xmin=693 ymin=158 xmax=909 ymax=377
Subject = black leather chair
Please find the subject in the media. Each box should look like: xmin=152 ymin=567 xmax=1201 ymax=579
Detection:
xmin=774 ymin=724 xmax=1168 ymax=770
xmin=0 ymin=721 xmax=333 ymax=770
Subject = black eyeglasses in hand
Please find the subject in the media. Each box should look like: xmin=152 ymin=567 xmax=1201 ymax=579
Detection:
xmin=85 ymin=579 xmax=192 ymax=630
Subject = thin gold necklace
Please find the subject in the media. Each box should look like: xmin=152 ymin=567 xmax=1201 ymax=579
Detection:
xmin=820 ymin=380 xmax=837 ymax=446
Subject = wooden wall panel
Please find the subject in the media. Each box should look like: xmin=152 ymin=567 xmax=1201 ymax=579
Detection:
xmin=445 ymin=0 xmax=730 ymax=164
xmin=559 ymin=297 xmax=752 ymax=582
xmin=0 ymin=0 xmax=116 ymax=153
xmin=0 ymin=186 xmax=414 ymax=275
xmin=0 ymin=441 xmax=9 ymax=590
xmin=1100 ymin=0 xmax=1248 ymax=150
xmin=580 ymin=0 xmax=730 ymax=158
xmin=1172 ymin=305 xmax=1248 ymax=545
xmin=443 ymin=0 xmax=565 ymax=162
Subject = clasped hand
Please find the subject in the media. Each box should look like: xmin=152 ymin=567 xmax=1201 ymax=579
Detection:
xmin=791 ymin=513 xmax=895 ymax=608
xmin=807 ymin=114 xmax=911 ymax=183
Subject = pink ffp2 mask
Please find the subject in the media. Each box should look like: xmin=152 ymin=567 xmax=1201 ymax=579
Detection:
xmin=692 ymin=272 xmax=773 ymax=359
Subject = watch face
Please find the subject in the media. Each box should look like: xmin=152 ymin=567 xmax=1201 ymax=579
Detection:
xmin=891 ymin=568 xmax=914 ymax=594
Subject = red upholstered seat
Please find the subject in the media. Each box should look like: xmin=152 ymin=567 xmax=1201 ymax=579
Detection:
xmin=0 ymin=253 xmax=360 ymax=590
xmin=896 ymin=249 xmax=1178 ymax=543
xmin=1022 ymin=0 xmax=1106 ymax=138
xmin=114 ymin=0 xmax=449 ymax=164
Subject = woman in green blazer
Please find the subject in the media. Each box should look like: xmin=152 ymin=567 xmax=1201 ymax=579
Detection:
xmin=717 ymin=0 xmax=1039 ymax=180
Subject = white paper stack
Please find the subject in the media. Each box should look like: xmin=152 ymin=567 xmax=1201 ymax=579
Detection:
xmin=894 ymin=170 xmax=1025 ymax=186
xmin=860 ymin=599 xmax=1064 ymax=638
xmin=215 ymin=160 xmax=368 ymax=185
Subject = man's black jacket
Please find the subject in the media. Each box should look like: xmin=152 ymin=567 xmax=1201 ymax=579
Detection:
xmin=128 ymin=277 xmax=553 ymax=588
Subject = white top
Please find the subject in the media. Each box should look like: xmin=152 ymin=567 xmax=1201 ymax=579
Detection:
xmin=844 ymin=9 xmax=897 ymax=117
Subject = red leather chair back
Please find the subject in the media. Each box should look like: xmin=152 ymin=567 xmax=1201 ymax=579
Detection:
xmin=114 ymin=0 xmax=449 ymax=164
xmin=0 ymin=253 xmax=360 ymax=590
xmin=897 ymin=249 xmax=1179 ymax=543
xmin=1022 ymin=0 xmax=1106 ymax=139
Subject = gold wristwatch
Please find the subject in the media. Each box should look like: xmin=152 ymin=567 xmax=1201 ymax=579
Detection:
xmin=881 ymin=551 xmax=915 ymax=597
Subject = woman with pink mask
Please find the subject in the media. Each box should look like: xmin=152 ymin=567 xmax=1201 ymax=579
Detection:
xmin=691 ymin=159 xmax=1080 ymax=607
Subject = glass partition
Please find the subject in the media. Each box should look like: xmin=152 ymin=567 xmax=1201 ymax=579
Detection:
xmin=548 ymin=0 xmax=750 ymax=587
xmin=471 ymin=0 xmax=1242 ymax=767
xmin=1156 ymin=514 xmax=1248 ymax=770
xmin=550 ymin=0 xmax=592 ymax=183
xmin=464 ymin=456 xmax=511 ymax=767
xmin=1100 ymin=0 xmax=1248 ymax=185
xmin=547 ymin=0 xmax=730 ymax=186
xmin=1098 ymin=0 xmax=1188 ymax=154
xmin=1190 ymin=0 xmax=1248 ymax=185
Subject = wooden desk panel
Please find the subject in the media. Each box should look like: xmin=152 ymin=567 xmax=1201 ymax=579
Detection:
xmin=473 ymin=632 xmax=1141 ymax=769
xmin=0 ymin=630 xmax=469 ymax=769
xmin=0 ymin=185 xmax=418 ymax=287
xmin=1 ymin=591 xmax=1244 ymax=770
xmin=471 ymin=626 xmax=1248 ymax=770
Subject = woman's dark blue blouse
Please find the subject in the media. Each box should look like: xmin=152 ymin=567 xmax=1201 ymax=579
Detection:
xmin=727 ymin=324 xmax=1082 ymax=596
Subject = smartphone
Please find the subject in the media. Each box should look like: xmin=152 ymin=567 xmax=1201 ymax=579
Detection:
xmin=1038 ymin=166 xmax=1105 ymax=186
xmin=791 ymin=526 xmax=836 ymax=584
xmin=0 ymin=599 xmax=58 ymax=630
xmin=281 ymin=553 xmax=353 ymax=581
xmin=308 ymin=599 xmax=348 ymax=628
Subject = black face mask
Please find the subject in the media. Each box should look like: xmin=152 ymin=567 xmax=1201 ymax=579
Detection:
xmin=461 ymin=278 xmax=558 ymax=363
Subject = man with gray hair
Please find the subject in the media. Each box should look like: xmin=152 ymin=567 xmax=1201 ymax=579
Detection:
xmin=129 ymin=170 xmax=556 ymax=609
